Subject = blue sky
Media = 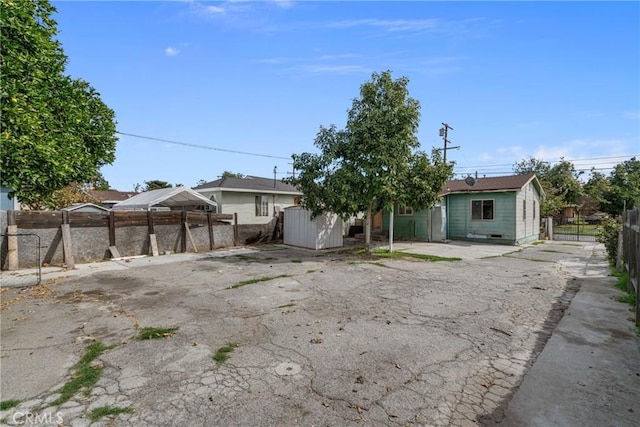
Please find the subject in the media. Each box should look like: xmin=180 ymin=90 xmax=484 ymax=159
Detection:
xmin=53 ymin=1 xmax=639 ymax=191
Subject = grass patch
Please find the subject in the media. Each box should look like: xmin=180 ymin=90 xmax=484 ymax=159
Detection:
xmin=617 ymin=292 xmax=637 ymax=306
xmin=213 ymin=343 xmax=238 ymax=364
xmin=89 ymin=406 xmax=134 ymax=422
xmin=610 ymin=270 xmax=637 ymax=307
xmin=539 ymin=249 xmax=567 ymax=254
xmin=0 ymin=400 xmax=20 ymax=411
xmin=228 ymin=274 xmax=290 ymax=289
xmin=613 ymin=271 xmax=630 ymax=292
xmin=371 ymin=249 xmax=461 ymax=262
xmin=291 ymin=259 xmax=303 ymax=263
xmin=235 ymin=254 xmax=256 ymax=261
xmin=531 ymin=241 xmax=546 ymax=245
xmin=262 ymin=257 xmax=277 ymax=261
xmin=136 ymin=326 xmax=179 ymax=340
xmin=306 ymin=269 xmax=317 ymax=274
xmin=52 ymin=341 xmax=115 ymax=405
xmin=505 ymin=256 xmax=554 ymax=263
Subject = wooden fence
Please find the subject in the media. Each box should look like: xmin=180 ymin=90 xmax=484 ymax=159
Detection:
xmin=2 ymin=210 xmax=237 ymax=270
xmin=621 ymin=208 xmax=639 ymax=326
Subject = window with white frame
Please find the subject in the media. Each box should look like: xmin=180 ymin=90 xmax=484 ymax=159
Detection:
xmin=255 ymin=195 xmax=269 ymax=216
xmin=471 ymin=199 xmax=494 ymax=221
xmin=397 ymin=204 xmax=413 ymax=216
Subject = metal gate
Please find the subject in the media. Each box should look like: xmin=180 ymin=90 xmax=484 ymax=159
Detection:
xmin=553 ymin=222 xmax=601 ymax=242
xmin=1 ymin=233 xmax=42 ymax=287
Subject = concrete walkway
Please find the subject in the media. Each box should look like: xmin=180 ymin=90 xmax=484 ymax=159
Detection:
xmin=497 ymin=244 xmax=640 ymax=426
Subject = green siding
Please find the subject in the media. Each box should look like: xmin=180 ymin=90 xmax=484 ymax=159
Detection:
xmin=446 ymin=192 xmax=516 ymax=243
xmin=382 ymin=209 xmax=429 ymax=239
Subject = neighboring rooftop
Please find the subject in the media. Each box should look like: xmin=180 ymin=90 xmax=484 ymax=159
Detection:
xmin=193 ymin=175 xmax=301 ymax=194
xmin=443 ymin=173 xmax=541 ymax=194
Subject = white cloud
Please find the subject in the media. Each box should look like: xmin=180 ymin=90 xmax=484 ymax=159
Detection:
xmin=301 ymin=64 xmax=367 ymax=74
xmin=270 ymin=0 xmax=294 ymax=9
xmin=325 ymin=18 xmax=441 ymax=32
xmin=165 ymin=46 xmax=180 ymax=56
xmin=205 ymin=5 xmax=226 ymax=14
xmin=532 ymin=146 xmax=571 ymax=162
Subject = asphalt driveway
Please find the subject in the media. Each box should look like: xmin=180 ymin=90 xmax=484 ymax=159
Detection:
xmin=0 ymin=241 xmax=612 ymax=426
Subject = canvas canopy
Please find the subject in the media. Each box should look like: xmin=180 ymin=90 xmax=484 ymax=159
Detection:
xmin=111 ymin=187 xmax=217 ymax=211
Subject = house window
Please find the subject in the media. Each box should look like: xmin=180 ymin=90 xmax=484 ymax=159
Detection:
xmin=523 ymin=200 xmax=526 ymax=220
xmin=255 ymin=195 xmax=269 ymax=216
xmin=397 ymin=204 xmax=413 ymax=216
xmin=471 ymin=199 xmax=494 ymax=221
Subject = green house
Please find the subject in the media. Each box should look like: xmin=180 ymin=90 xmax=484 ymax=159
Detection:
xmin=381 ymin=174 xmax=544 ymax=245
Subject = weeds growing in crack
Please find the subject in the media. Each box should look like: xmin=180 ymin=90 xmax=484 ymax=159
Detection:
xmin=213 ymin=343 xmax=239 ymax=363
xmin=136 ymin=326 xmax=179 ymax=340
xmin=0 ymin=400 xmax=20 ymax=411
xmin=89 ymin=406 xmax=134 ymax=421
xmin=52 ymin=341 xmax=116 ymax=405
xmin=278 ymin=303 xmax=295 ymax=308
xmin=228 ymin=274 xmax=290 ymax=289
xmin=372 ymin=249 xmax=462 ymax=262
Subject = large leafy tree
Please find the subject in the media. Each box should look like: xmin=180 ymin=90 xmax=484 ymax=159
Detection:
xmin=583 ymin=170 xmax=613 ymax=214
xmin=513 ymin=157 xmax=582 ymax=217
xmin=607 ymin=157 xmax=640 ymax=213
xmin=142 ymin=180 xmax=173 ymax=191
xmin=1 ymin=0 xmax=117 ymax=209
xmin=287 ymin=71 xmax=452 ymax=250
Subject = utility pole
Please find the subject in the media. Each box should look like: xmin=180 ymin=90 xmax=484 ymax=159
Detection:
xmin=438 ymin=122 xmax=460 ymax=163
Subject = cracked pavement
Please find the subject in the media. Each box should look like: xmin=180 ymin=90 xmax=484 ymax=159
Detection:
xmin=0 ymin=241 xmax=608 ymax=426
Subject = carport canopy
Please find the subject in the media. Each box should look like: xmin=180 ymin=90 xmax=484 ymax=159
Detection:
xmin=111 ymin=186 xmax=217 ymax=211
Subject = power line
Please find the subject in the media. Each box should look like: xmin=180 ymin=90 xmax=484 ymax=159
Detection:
xmin=452 ymin=154 xmax=638 ymax=171
xmin=116 ymin=131 xmax=291 ymax=160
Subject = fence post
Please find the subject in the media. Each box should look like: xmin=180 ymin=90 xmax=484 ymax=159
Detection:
xmin=148 ymin=211 xmax=159 ymax=257
xmin=233 ymin=213 xmax=239 ymax=246
xmin=181 ymin=211 xmax=187 ymax=253
xmin=61 ymin=210 xmax=75 ymax=269
xmin=7 ymin=210 xmax=18 ymax=271
xmin=207 ymin=212 xmax=214 ymax=250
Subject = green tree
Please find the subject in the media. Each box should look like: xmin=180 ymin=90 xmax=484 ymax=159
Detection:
xmin=143 ymin=180 xmax=173 ymax=191
xmin=583 ymin=170 xmax=613 ymax=214
xmin=607 ymin=157 xmax=640 ymax=213
xmin=513 ymin=157 xmax=551 ymax=177
xmin=221 ymin=171 xmax=245 ymax=178
xmin=287 ymin=71 xmax=452 ymax=251
xmin=545 ymin=159 xmax=583 ymax=206
xmin=0 ymin=0 xmax=117 ymax=209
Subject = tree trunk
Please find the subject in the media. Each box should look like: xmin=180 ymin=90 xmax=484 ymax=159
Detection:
xmin=365 ymin=204 xmax=372 ymax=252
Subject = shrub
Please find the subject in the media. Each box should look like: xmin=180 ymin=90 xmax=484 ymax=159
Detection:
xmin=597 ymin=216 xmax=621 ymax=266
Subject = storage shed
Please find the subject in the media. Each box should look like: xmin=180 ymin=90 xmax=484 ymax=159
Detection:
xmin=284 ymin=207 xmax=343 ymax=250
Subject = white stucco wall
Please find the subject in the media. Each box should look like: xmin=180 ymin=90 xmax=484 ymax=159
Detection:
xmin=195 ymin=189 xmax=298 ymax=225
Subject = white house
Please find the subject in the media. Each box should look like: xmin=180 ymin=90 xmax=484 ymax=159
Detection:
xmin=193 ymin=176 xmax=301 ymax=225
